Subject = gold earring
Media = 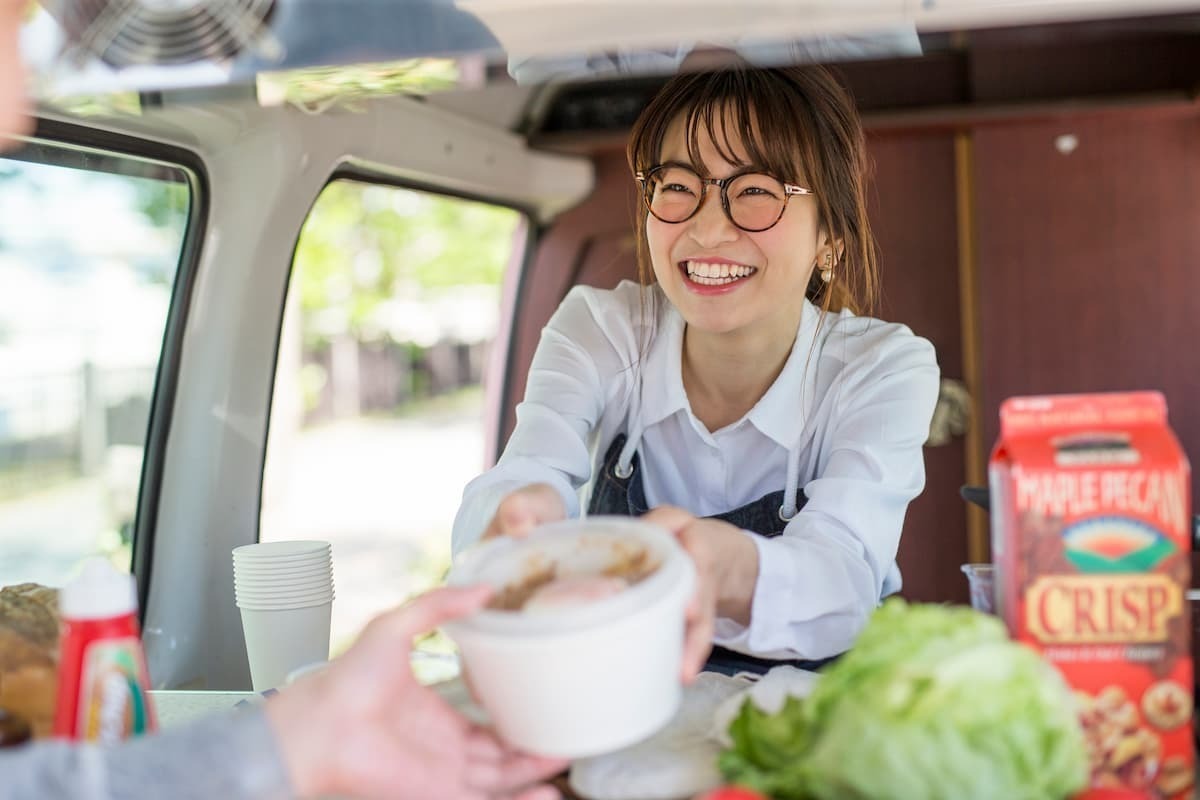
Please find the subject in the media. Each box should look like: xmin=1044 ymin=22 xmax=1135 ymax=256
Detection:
xmin=820 ymin=252 xmax=834 ymax=283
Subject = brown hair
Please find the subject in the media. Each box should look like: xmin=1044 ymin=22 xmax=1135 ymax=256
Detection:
xmin=626 ymin=63 xmax=878 ymax=317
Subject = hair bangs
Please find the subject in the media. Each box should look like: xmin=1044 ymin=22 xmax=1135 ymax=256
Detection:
xmin=676 ymin=72 xmax=810 ymax=183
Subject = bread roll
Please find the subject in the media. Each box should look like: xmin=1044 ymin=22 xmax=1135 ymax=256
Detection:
xmin=0 ymin=583 xmax=60 ymax=738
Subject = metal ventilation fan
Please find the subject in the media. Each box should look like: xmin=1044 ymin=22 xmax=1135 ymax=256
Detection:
xmin=54 ymin=0 xmax=280 ymax=68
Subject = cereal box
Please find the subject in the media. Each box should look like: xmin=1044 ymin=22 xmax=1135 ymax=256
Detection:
xmin=990 ymin=392 xmax=1193 ymax=798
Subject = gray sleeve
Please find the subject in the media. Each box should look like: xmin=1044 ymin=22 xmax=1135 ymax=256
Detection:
xmin=0 ymin=707 xmax=295 ymax=800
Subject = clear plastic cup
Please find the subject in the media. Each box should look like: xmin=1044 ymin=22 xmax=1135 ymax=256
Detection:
xmin=960 ymin=563 xmax=996 ymax=614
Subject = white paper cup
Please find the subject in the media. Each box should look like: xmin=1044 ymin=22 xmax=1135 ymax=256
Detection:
xmin=235 ymin=579 xmax=334 ymax=594
xmin=234 ymin=563 xmax=331 ymax=575
xmin=232 ymin=551 xmax=331 ymax=563
xmin=236 ymin=586 xmax=335 ymax=602
xmin=235 ymin=579 xmax=333 ymax=592
xmin=233 ymin=540 xmax=331 ymax=560
xmin=237 ymin=599 xmax=336 ymax=612
xmin=235 ymin=591 xmax=336 ymax=608
xmin=234 ymin=561 xmax=331 ymax=577
xmin=235 ymin=570 xmax=333 ymax=594
xmin=236 ymin=582 xmax=332 ymax=597
xmin=234 ymin=548 xmax=329 ymax=560
xmin=237 ymin=582 xmax=331 ymax=594
xmin=234 ymin=578 xmax=334 ymax=593
xmin=234 ymin=552 xmax=331 ymax=566
xmin=239 ymin=601 xmax=333 ymax=691
xmin=234 ymin=552 xmax=330 ymax=561
xmin=234 ymin=570 xmax=334 ymax=586
xmin=234 ymin=556 xmax=331 ymax=570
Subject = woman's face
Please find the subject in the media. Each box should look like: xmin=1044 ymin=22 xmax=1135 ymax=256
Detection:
xmin=645 ymin=110 xmax=823 ymax=340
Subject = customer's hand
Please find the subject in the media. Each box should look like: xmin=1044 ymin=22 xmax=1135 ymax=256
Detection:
xmin=640 ymin=507 xmax=760 ymax=683
xmin=266 ymin=586 xmax=568 ymax=800
xmin=482 ymin=483 xmax=566 ymax=540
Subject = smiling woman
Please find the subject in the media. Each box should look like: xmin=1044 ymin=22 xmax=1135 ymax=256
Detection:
xmin=452 ymin=60 xmax=941 ymax=679
xmin=629 ymin=65 xmax=879 ymax=329
xmin=5 ymin=0 xmax=1200 ymax=796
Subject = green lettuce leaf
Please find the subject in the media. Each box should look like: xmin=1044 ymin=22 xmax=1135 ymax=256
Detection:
xmin=719 ymin=600 xmax=1088 ymax=800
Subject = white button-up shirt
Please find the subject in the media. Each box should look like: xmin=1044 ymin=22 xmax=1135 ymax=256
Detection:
xmin=453 ymin=281 xmax=940 ymax=659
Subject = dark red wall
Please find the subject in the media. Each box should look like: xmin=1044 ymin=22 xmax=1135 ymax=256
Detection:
xmin=975 ymin=109 xmax=1200 ymax=504
xmin=870 ymin=131 xmax=968 ymax=603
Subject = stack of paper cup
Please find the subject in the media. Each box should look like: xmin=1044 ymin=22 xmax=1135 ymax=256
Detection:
xmin=233 ymin=540 xmax=334 ymax=692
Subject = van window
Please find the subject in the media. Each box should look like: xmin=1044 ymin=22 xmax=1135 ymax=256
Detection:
xmin=0 ymin=142 xmax=192 ymax=587
xmin=261 ymin=178 xmax=525 ymax=661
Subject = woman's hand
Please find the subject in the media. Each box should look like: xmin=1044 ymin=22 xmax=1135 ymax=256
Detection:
xmin=640 ymin=507 xmax=759 ymax=682
xmin=482 ymin=483 xmax=567 ymax=540
xmin=267 ymin=586 xmax=568 ymax=800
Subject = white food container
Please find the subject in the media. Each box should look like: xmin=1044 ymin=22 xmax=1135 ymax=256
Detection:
xmin=443 ymin=517 xmax=696 ymax=758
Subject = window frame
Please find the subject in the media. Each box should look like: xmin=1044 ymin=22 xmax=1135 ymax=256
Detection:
xmin=259 ymin=165 xmax=537 ymax=540
xmin=14 ymin=117 xmax=211 ymax=622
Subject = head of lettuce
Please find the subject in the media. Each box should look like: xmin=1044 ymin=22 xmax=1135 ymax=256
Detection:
xmin=719 ymin=600 xmax=1089 ymax=800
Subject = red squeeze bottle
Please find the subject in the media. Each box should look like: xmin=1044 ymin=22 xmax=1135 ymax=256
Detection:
xmin=52 ymin=558 xmax=157 ymax=742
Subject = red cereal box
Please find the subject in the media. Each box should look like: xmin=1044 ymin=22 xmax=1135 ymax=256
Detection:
xmin=990 ymin=392 xmax=1194 ymax=798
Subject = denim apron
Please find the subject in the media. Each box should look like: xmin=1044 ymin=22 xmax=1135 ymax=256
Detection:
xmin=586 ymin=433 xmax=843 ymax=676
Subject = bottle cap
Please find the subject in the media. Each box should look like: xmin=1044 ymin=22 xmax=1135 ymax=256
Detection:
xmin=59 ymin=558 xmax=137 ymax=620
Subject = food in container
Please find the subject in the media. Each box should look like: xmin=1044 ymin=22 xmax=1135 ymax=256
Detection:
xmin=486 ymin=540 xmax=657 ymax=612
xmin=443 ymin=516 xmax=696 ymax=758
xmin=518 ymin=574 xmax=633 ymax=611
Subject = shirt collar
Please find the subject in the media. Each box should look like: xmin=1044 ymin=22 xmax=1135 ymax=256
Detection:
xmin=638 ymin=294 xmax=825 ymax=447
xmin=638 ymin=295 xmax=689 ymax=429
xmin=746 ymin=297 xmax=824 ymax=448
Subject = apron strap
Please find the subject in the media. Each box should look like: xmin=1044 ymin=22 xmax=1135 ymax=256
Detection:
xmin=780 ymin=445 xmax=803 ymax=521
xmin=614 ymin=368 xmax=644 ymax=478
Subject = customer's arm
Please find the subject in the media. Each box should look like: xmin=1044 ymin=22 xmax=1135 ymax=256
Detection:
xmin=0 ymin=707 xmax=292 ymax=800
xmin=0 ymin=587 xmax=565 ymax=800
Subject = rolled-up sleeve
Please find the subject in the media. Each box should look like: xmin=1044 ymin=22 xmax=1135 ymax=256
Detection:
xmin=714 ymin=336 xmax=940 ymax=659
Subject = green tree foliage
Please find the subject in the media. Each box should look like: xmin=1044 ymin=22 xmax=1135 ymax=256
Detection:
xmin=133 ymin=178 xmax=190 ymax=230
xmin=293 ymin=180 xmax=522 ymax=343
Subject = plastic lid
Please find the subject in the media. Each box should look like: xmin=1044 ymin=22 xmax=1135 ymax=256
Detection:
xmin=59 ymin=557 xmax=138 ymax=620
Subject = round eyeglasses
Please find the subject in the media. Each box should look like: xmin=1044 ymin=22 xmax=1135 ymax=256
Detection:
xmin=635 ymin=163 xmax=814 ymax=233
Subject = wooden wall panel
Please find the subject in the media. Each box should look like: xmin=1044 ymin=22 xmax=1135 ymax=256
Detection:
xmin=975 ymin=109 xmax=1200 ymax=502
xmin=869 ymin=131 xmax=969 ymax=604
